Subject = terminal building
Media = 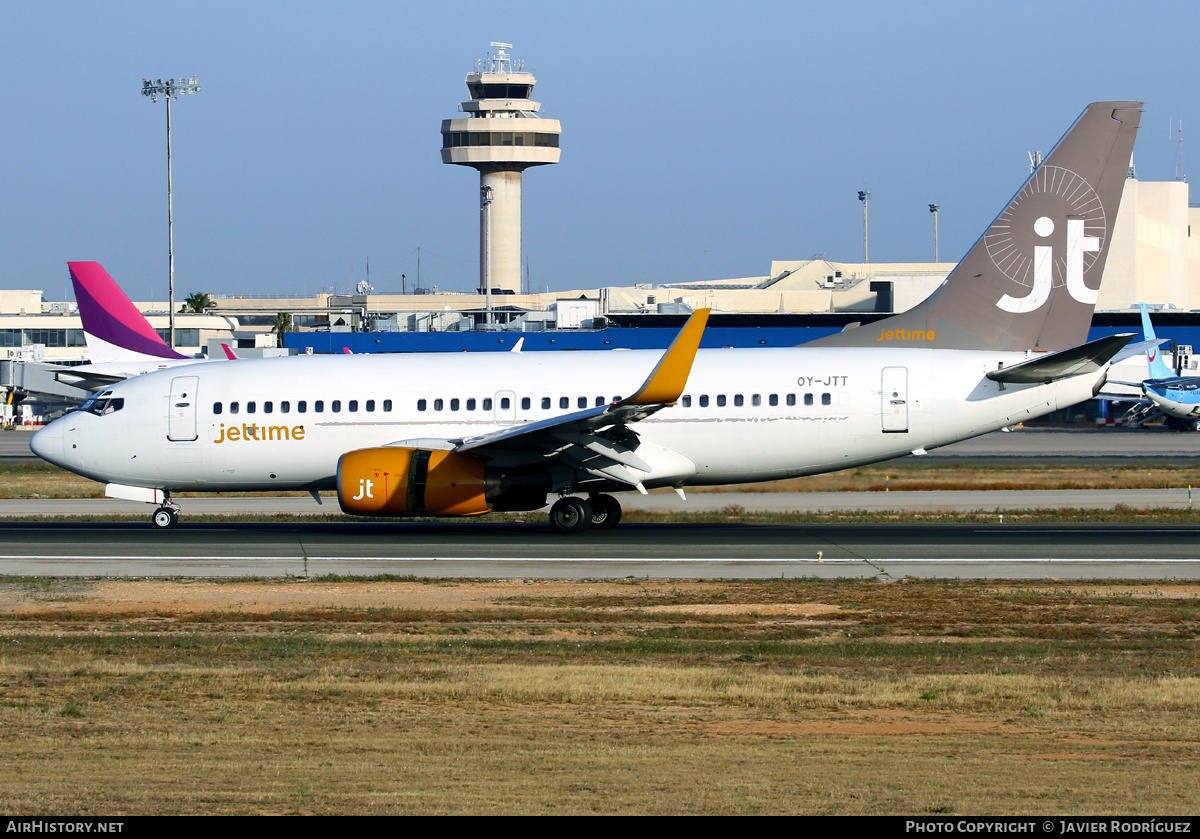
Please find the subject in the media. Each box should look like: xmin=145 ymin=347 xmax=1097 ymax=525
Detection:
xmin=3 ymin=169 xmax=1197 ymax=359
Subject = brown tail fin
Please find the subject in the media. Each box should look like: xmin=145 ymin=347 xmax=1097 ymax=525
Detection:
xmin=811 ymin=101 xmax=1142 ymax=351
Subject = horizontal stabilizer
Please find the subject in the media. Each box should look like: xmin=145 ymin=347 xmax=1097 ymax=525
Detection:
xmin=53 ymin=369 xmax=124 ymax=392
xmin=1109 ymin=338 xmax=1165 ymax=365
xmin=986 ymin=334 xmax=1134 ymax=384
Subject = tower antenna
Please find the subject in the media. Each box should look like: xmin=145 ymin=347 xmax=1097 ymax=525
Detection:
xmin=1172 ymin=108 xmax=1187 ymax=183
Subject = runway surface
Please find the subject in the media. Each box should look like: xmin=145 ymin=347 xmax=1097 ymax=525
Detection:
xmin=6 ymin=425 xmax=1200 ymax=579
xmin=1 ymin=487 xmax=1198 ymax=517
xmin=2 ymin=519 xmax=1199 ymax=579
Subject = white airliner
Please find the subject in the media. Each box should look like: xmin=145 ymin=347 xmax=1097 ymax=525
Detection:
xmin=52 ymin=261 xmax=234 ymax=393
xmin=31 ymin=101 xmax=1143 ymax=532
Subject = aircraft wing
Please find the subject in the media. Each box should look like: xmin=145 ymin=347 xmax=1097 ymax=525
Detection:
xmin=386 ymin=309 xmax=710 ymax=490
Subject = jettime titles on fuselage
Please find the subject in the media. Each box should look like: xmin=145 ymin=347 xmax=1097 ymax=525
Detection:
xmin=213 ymin=423 xmax=306 ymax=444
xmin=877 ymin=329 xmax=935 ymax=342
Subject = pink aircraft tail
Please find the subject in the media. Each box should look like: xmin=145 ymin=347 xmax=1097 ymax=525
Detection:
xmin=68 ymin=262 xmax=188 ymax=363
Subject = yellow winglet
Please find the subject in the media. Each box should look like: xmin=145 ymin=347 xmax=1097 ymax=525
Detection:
xmin=623 ymin=308 xmax=711 ymax=406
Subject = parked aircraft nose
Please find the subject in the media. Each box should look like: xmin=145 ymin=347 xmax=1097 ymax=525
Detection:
xmin=29 ymin=421 xmax=64 ymax=466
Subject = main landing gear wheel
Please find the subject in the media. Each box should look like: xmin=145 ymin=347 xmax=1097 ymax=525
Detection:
xmin=588 ymin=494 xmax=622 ymax=529
xmin=549 ymin=496 xmax=592 ymax=534
xmin=152 ymin=507 xmax=178 ymax=529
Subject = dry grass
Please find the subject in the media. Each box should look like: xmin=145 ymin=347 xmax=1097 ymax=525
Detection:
xmin=0 ymin=577 xmax=1197 ymax=814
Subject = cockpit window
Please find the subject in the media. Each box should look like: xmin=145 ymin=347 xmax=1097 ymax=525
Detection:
xmin=79 ymin=391 xmax=124 ymax=417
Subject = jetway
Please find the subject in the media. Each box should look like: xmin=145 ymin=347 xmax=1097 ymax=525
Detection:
xmin=1 ymin=359 xmax=87 ymax=426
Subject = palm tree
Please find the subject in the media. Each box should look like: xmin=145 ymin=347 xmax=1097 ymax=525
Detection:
xmin=179 ymin=292 xmax=214 ymax=314
xmin=272 ymin=312 xmax=292 ymax=341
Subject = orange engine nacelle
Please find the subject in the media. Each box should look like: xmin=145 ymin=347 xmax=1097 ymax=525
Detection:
xmin=337 ymin=447 xmax=490 ymax=517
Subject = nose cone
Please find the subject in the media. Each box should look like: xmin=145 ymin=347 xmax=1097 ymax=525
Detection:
xmin=29 ymin=421 xmax=64 ymax=466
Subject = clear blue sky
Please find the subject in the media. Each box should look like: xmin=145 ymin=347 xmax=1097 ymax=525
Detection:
xmin=1 ymin=0 xmax=1195 ymax=301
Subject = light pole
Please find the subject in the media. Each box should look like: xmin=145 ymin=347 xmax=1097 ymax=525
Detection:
xmin=141 ymin=75 xmax=200 ymax=349
xmin=858 ymin=190 xmax=870 ymax=264
xmin=929 ymin=203 xmax=940 ymax=263
xmin=480 ymin=184 xmax=494 ymax=326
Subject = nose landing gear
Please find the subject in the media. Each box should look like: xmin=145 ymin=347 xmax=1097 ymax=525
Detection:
xmin=151 ymin=498 xmax=181 ymax=529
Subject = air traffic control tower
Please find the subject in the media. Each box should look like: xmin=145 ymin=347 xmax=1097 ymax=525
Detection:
xmin=441 ymin=43 xmax=561 ymax=311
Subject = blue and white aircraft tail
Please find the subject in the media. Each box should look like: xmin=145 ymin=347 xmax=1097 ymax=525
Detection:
xmin=1139 ymin=304 xmax=1177 ymax=380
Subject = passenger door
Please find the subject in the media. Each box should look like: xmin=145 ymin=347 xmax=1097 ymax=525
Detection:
xmin=167 ymin=376 xmax=199 ymax=441
xmin=881 ymin=367 xmax=908 ymax=433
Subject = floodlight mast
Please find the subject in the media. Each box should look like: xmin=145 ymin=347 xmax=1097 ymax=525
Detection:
xmin=858 ymin=190 xmax=870 ymax=265
xmin=929 ymin=203 xmax=940 ymax=263
xmin=141 ymin=75 xmax=200 ymax=349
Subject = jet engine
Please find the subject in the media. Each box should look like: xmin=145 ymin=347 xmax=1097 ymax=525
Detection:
xmin=337 ymin=447 xmax=551 ymax=517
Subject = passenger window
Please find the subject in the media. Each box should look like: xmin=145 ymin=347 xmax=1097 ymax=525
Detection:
xmin=734 ymin=395 xmax=744 ymax=407
xmin=768 ymin=394 xmax=777 ymax=406
xmin=247 ymin=401 xmax=256 ymax=414
xmin=298 ymin=401 xmax=307 ymax=413
xmin=332 ymin=400 xmax=342 ymax=413
xmin=349 ymin=400 xmax=358 ymax=412
xmin=822 ymin=393 xmax=832 ymax=406
xmin=787 ymin=394 xmax=796 ymax=407
xmin=264 ymin=401 xmax=273 ymax=414
xmin=434 ymin=399 xmax=443 ymax=411
xmin=500 ymin=397 xmax=510 ymax=410
xmin=699 ymin=395 xmax=709 ymax=407
xmin=230 ymin=402 xmax=240 ymax=415
xmin=752 ymin=394 xmax=761 ymax=407
xmin=520 ymin=397 xmax=530 ymax=410
xmin=315 ymin=400 xmax=324 ymax=412
xmin=450 ymin=399 xmax=459 ymax=411
xmin=365 ymin=400 xmax=375 ymax=412
xmin=681 ymin=395 xmax=691 ymax=407
xmin=383 ymin=400 xmax=392 ymax=412
xmin=417 ymin=399 xmax=427 ymax=412
xmin=577 ymin=397 xmax=587 ymax=409
xmin=559 ymin=396 xmax=569 ymax=409
xmin=281 ymin=401 xmax=290 ymax=413
xmin=213 ymin=402 xmax=223 ymax=415
xmin=717 ymin=395 xmax=727 ymax=407
xmin=595 ymin=396 xmax=604 ymax=407
xmin=804 ymin=394 xmax=814 ymax=406
xmin=483 ymin=398 xmax=493 ymax=410
xmin=541 ymin=397 xmax=551 ymax=410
